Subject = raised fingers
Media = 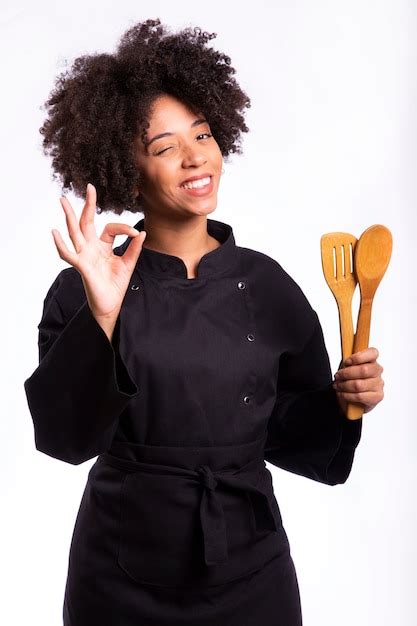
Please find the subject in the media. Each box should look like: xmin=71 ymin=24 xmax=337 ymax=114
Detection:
xmin=78 ymin=183 xmax=98 ymax=236
xmin=58 ymin=183 xmax=99 ymax=254
xmin=51 ymin=228 xmax=80 ymax=267
xmin=59 ymin=195 xmax=85 ymax=253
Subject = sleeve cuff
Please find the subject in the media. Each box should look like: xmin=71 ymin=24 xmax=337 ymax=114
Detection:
xmin=24 ymin=299 xmax=139 ymax=464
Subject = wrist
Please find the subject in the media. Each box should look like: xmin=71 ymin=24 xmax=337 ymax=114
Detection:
xmin=334 ymin=390 xmax=348 ymax=418
xmin=93 ymin=310 xmax=121 ymax=343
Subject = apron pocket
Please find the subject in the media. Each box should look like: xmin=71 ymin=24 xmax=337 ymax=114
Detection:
xmin=117 ymin=471 xmax=207 ymax=586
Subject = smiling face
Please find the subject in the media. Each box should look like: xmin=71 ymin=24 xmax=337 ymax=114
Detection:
xmin=134 ymin=94 xmax=223 ymax=219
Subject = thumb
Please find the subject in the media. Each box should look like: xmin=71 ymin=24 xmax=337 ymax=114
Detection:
xmin=122 ymin=230 xmax=147 ymax=270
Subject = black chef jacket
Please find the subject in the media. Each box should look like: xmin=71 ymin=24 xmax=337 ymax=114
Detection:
xmin=23 ymin=216 xmax=363 ymax=591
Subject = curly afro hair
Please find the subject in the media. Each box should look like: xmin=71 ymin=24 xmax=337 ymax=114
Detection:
xmin=39 ymin=18 xmax=251 ymax=215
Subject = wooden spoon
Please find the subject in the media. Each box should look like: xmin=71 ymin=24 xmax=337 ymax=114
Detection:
xmin=320 ymin=232 xmax=358 ymax=365
xmin=346 ymin=224 xmax=393 ymax=420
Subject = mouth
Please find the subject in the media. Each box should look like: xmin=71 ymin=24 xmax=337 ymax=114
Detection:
xmin=178 ymin=175 xmax=214 ymax=197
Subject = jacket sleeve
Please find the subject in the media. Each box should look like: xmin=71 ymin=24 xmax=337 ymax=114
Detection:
xmin=23 ymin=270 xmax=139 ymax=465
xmin=264 ymin=311 xmax=363 ymax=485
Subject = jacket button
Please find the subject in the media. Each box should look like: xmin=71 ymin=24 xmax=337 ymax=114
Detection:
xmin=243 ymin=395 xmax=251 ymax=404
xmin=131 ymin=284 xmax=140 ymax=290
xmin=237 ymin=281 xmax=246 ymax=289
xmin=247 ymin=333 xmax=255 ymax=341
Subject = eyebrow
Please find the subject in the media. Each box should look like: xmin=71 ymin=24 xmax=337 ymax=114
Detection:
xmin=145 ymin=118 xmax=208 ymax=148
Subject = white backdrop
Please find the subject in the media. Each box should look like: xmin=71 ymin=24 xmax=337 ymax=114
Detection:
xmin=2 ymin=1 xmax=415 ymax=624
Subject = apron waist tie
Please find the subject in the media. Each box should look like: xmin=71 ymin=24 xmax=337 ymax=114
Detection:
xmin=99 ymin=448 xmax=279 ymax=567
xmin=196 ymin=461 xmax=278 ymax=565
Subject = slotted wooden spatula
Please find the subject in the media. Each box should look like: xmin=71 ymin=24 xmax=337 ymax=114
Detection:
xmin=320 ymin=232 xmax=358 ymax=368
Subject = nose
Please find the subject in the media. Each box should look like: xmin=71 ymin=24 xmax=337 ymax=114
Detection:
xmin=181 ymin=142 xmax=207 ymax=168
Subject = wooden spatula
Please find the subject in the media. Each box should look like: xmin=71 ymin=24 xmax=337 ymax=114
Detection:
xmin=320 ymin=232 xmax=358 ymax=368
xmin=345 ymin=224 xmax=393 ymax=419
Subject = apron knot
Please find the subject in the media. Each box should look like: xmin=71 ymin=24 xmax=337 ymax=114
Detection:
xmin=197 ymin=464 xmax=218 ymax=491
xmin=196 ymin=462 xmax=280 ymax=568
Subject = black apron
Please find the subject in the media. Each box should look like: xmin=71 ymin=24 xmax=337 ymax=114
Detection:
xmin=62 ymin=433 xmax=303 ymax=625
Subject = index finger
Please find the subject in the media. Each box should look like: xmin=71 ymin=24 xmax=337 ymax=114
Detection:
xmin=343 ymin=347 xmax=379 ymax=367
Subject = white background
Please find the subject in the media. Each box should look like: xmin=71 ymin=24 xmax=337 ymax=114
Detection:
xmin=2 ymin=1 xmax=415 ymax=624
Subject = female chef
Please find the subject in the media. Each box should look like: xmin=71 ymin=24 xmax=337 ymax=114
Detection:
xmin=24 ymin=18 xmax=384 ymax=626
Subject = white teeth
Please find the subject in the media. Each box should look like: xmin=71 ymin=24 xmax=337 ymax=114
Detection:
xmin=181 ymin=176 xmax=211 ymax=189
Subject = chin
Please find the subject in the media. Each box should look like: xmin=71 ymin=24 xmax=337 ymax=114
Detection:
xmin=194 ymin=201 xmax=218 ymax=217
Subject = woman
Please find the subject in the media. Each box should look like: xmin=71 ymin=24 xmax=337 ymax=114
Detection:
xmin=24 ymin=18 xmax=384 ymax=626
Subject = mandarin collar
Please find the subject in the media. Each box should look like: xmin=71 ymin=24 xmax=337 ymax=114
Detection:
xmin=128 ymin=217 xmax=238 ymax=280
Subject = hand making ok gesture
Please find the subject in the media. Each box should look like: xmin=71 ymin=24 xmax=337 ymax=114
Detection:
xmin=51 ymin=183 xmax=146 ymax=322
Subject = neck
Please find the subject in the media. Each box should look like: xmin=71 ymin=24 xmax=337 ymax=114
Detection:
xmin=141 ymin=214 xmax=219 ymax=258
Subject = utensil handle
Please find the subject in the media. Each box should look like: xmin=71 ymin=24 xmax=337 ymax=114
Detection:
xmin=338 ymin=299 xmax=355 ymax=361
xmin=346 ymin=298 xmax=373 ymax=420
